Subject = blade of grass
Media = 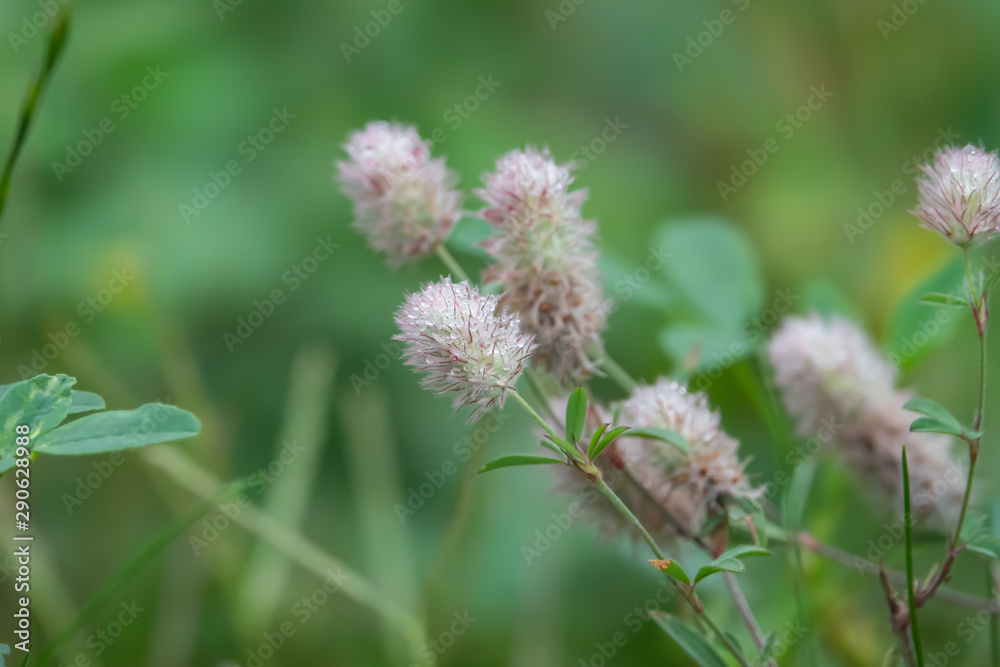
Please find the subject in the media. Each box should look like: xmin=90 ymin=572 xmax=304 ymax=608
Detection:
xmin=0 ymin=8 xmax=70 ymax=222
xmin=234 ymin=346 xmax=335 ymax=640
xmin=902 ymin=446 xmax=924 ymax=667
xmin=34 ymin=478 xmax=249 ymax=667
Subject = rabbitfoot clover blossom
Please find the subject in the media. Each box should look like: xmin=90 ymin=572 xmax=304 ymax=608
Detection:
xmin=477 ymin=147 xmax=608 ymax=382
xmin=912 ymin=144 xmax=1000 ymax=247
xmin=616 ymin=378 xmax=761 ymax=533
xmin=768 ymin=314 xmax=965 ymax=523
xmin=337 ymin=121 xmax=462 ymax=267
xmin=394 ymin=277 xmax=535 ymax=423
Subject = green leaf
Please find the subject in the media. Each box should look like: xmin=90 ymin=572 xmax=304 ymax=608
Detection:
xmin=588 ymin=423 xmax=609 ymax=456
xmin=967 ymin=535 xmax=1000 ymax=560
xmin=68 ymin=390 xmax=106 ymax=414
xmin=590 ymin=425 xmax=630 ymax=461
xmin=650 ymin=611 xmax=729 ymax=667
xmin=623 ymin=427 xmax=690 ymax=453
xmin=0 ymin=374 xmax=75 ymax=457
xmin=538 ymin=439 xmax=565 ymax=457
xmin=694 ymin=545 xmax=771 ymax=584
xmin=904 ymin=398 xmax=964 ymax=433
xmin=33 ymin=403 xmax=201 ymax=456
xmin=650 ymin=558 xmax=691 ymax=584
xmin=909 ymin=417 xmax=964 ymax=437
xmin=919 ymin=292 xmax=969 ymax=308
xmin=886 ymin=258 xmax=965 ymax=371
xmin=782 ymin=459 xmax=818 ymax=530
xmin=478 ymin=455 xmax=564 ymax=475
xmin=655 ymin=218 xmax=764 ymax=371
xmin=565 ymin=387 xmax=587 ymax=444
xmin=800 ymin=280 xmax=861 ymax=320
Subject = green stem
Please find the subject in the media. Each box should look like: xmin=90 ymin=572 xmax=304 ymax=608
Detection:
xmin=0 ymin=10 xmax=69 ymax=223
xmin=143 ymin=447 xmax=433 ymax=666
xmin=902 ymin=447 xmax=925 ymax=666
xmin=602 ymin=354 xmax=637 ymax=392
xmin=508 ymin=388 xmax=561 ymax=442
xmin=34 ymin=479 xmax=248 ymax=667
xmin=434 ymin=243 xmax=471 ymax=283
xmin=698 ymin=607 xmax=754 ymax=667
xmin=593 ymin=477 xmax=665 ymax=560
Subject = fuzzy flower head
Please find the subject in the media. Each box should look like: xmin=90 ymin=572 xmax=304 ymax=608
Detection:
xmin=913 ymin=144 xmax=1000 ymax=247
xmin=616 ymin=378 xmax=761 ymax=531
xmin=476 ymin=147 xmax=607 ymax=382
xmin=337 ymin=122 xmax=462 ymax=267
xmin=394 ymin=277 xmax=534 ymax=423
xmin=768 ymin=314 xmax=897 ymax=434
xmin=768 ymin=314 xmax=964 ymax=523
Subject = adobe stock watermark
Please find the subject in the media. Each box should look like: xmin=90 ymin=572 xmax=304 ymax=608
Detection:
xmin=349 ymin=340 xmax=402 ymax=394
xmin=546 ymin=0 xmax=588 ymax=31
xmin=189 ymin=439 xmax=307 ymax=556
xmin=340 ymin=0 xmax=413 ymax=63
xmin=406 ymin=611 xmax=478 ymax=667
xmin=51 ymin=66 xmax=169 ymax=182
xmin=6 ymin=0 xmax=71 ymax=54
xmin=877 ymin=0 xmax=932 ymax=41
xmin=673 ymin=0 xmax=751 ymax=73
xmin=242 ymin=568 xmax=351 ymax=667
xmin=924 ymin=599 xmax=1000 ymax=666
xmin=717 ymin=84 xmax=833 ymax=202
xmin=577 ymin=577 xmax=676 ymax=666
xmin=843 ymin=127 xmax=959 ymax=244
xmin=393 ymin=410 xmax=512 ymax=523
xmin=424 ymin=75 xmax=502 ymax=151
xmin=569 ymin=117 xmax=629 ymax=173
xmin=689 ymin=287 xmax=800 ymax=393
xmin=222 ymin=235 xmax=338 ymax=353
xmin=179 ymin=107 xmax=296 ymax=224
xmin=16 ymin=267 xmax=135 ymax=380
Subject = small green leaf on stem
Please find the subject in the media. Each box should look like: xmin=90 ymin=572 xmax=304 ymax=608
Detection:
xmin=589 ymin=425 xmax=630 ymax=461
xmin=478 ymin=455 xmax=564 ymax=474
xmin=693 ymin=545 xmax=771 ymax=585
xmin=623 ymin=427 xmax=690 ymax=453
xmin=565 ymin=387 xmax=587 ymax=444
xmin=919 ymin=292 xmax=969 ymax=308
xmin=902 ymin=446 xmax=925 ymax=667
xmin=649 ymin=558 xmax=691 ymax=585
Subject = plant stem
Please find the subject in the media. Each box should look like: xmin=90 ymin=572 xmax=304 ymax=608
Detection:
xmin=434 ymin=243 xmax=471 ymax=283
xmin=902 ymin=447 xmax=925 ymax=666
xmin=723 ymin=572 xmax=768 ymax=653
xmin=34 ymin=479 xmax=248 ymax=667
xmin=0 ymin=10 xmax=69 ymax=223
xmin=698 ymin=606 xmax=754 ymax=667
xmin=508 ymin=388 xmax=562 ymax=442
xmin=601 ymin=354 xmax=637 ymax=391
xmin=593 ymin=477 xmax=665 ymax=559
xmin=143 ymin=447 xmax=433 ymax=666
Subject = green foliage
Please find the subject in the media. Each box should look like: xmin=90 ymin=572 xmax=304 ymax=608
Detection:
xmin=902 ymin=446 xmax=925 ymax=666
xmin=565 ymin=387 xmax=587 ymax=444
xmin=588 ymin=425 xmax=629 ymax=461
xmin=905 ymin=398 xmax=979 ymax=440
xmin=0 ymin=374 xmax=200 ymax=474
xmin=886 ymin=258 xmax=966 ymax=371
xmin=693 ymin=545 xmax=771 ymax=585
xmin=649 ymin=611 xmax=729 ymax=667
xmin=477 ymin=455 xmax=564 ymax=474
xmin=782 ymin=459 xmax=818 ymax=530
xmin=656 ymin=218 xmax=765 ymax=371
xmin=622 ymin=427 xmax=690 ymax=454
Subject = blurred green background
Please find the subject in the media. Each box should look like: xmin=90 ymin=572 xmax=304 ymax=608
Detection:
xmin=2 ymin=0 xmax=1000 ymax=664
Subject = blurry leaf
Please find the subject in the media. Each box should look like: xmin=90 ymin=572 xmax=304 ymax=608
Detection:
xmin=967 ymin=535 xmax=1000 ymax=560
xmin=782 ymin=459 xmax=818 ymax=530
xmin=446 ymin=218 xmax=491 ymax=258
xmin=599 ymin=249 xmax=677 ymax=313
xmin=909 ymin=417 xmax=964 ymax=438
xmin=588 ymin=423 xmax=609 ymax=456
xmin=34 ymin=403 xmax=201 ymax=456
xmin=0 ymin=642 xmax=8 ymax=667
xmin=67 ymin=390 xmax=105 ymax=414
xmin=0 ymin=456 xmax=12 ymax=475
xmin=919 ymin=292 xmax=968 ymax=308
xmin=649 ymin=558 xmax=691 ymax=584
xmin=478 ymin=455 xmax=563 ymax=474
xmin=886 ymin=258 xmax=965 ymax=371
xmin=0 ymin=374 xmax=75 ymax=457
xmin=694 ymin=545 xmax=771 ymax=584
xmin=905 ymin=398 xmax=964 ymax=431
xmin=539 ymin=439 xmax=565 ymax=456
xmin=623 ymin=427 xmax=690 ymax=453
xmin=650 ymin=611 xmax=729 ymax=667
xmin=656 ymin=218 xmax=764 ymax=370
xmin=565 ymin=387 xmax=587 ymax=444
xmin=590 ymin=425 xmax=629 ymax=461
